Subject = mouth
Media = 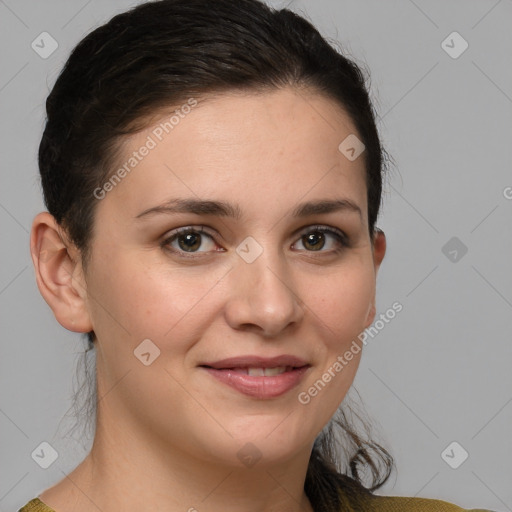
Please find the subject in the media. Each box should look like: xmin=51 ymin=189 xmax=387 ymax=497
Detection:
xmin=199 ymin=355 xmax=311 ymax=399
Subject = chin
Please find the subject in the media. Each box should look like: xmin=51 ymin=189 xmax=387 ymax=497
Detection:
xmin=227 ymin=419 xmax=314 ymax=464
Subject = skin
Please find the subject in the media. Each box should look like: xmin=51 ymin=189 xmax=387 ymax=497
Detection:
xmin=30 ymin=87 xmax=386 ymax=512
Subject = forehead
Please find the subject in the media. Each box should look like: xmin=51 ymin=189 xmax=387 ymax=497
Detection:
xmin=97 ymin=87 xmax=368 ymax=224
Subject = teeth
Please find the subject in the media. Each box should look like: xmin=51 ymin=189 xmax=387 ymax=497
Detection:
xmin=247 ymin=367 xmax=265 ymax=376
xmin=264 ymin=366 xmax=287 ymax=376
xmin=247 ymin=366 xmax=287 ymax=376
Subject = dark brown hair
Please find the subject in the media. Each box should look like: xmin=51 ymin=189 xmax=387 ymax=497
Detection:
xmin=39 ymin=0 xmax=393 ymax=509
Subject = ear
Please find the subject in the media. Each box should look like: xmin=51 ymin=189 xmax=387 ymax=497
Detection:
xmin=30 ymin=212 xmax=93 ymax=333
xmin=364 ymin=228 xmax=386 ymax=328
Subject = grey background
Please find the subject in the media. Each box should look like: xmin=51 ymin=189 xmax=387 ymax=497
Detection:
xmin=1 ymin=0 xmax=511 ymax=510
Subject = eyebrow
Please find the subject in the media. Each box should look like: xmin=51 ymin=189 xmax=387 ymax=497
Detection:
xmin=135 ymin=198 xmax=362 ymax=222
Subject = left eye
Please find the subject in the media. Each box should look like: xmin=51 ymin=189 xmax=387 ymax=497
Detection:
xmin=293 ymin=226 xmax=348 ymax=252
xmin=161 ymin=225 xmax=348 ymax=258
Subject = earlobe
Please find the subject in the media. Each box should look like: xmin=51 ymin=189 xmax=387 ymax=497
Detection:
xmin=30 ymin=212 xmax=93 ymax=333
xmin=364 ymin=301 xmax=376 ymax=329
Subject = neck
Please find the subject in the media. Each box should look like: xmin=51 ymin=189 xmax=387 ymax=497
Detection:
xmin=40 ymin=405 xmax=315 ymax=512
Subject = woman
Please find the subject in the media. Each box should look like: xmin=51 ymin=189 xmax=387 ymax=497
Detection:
xmin=23 ymin=0 xmax=495 ymax=510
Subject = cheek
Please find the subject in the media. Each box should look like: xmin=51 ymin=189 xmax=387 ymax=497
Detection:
xmin=312 ymin=264 xmax=375 ymax=343
xmin=294 ymin=265 xmax=374 ymax=429
xmin=87 ymin=252 xmax=229 ymax=350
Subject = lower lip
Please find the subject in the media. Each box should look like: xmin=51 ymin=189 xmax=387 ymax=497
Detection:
xmin=201 ymin=366 xmax=310 ymax=399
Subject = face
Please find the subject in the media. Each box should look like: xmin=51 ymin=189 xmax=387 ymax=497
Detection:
xmin=71 ymin=88 xmax=385 ymax=467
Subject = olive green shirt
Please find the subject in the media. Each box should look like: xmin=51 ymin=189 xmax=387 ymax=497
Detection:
xmin=18 ymin=495 xmax=495 ymax=511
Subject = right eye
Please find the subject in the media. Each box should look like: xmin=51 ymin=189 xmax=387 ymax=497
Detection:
xmin=161 ymin=226 xmax=222 ymax=258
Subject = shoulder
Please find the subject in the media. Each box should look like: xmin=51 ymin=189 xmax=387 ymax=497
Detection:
xmin=365 ymin=494 xmax=496 ymax=512
xmin=18 ymin=498 xmax=55 ymax=512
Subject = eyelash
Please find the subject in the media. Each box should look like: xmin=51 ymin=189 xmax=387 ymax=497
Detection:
xmin=160 ymin=225 xmax=350 ymax=260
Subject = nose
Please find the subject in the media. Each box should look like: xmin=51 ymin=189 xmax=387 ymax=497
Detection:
xmin=223 ymin=249 xmax=305 ymax=338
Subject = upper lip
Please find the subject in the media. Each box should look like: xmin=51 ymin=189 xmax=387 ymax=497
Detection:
xmin=200 ymin=355 xmax=309 ymax=369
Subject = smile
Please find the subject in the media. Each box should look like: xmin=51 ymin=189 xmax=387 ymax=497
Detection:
xmin=199 ymin=355 xmax=311 ymax=399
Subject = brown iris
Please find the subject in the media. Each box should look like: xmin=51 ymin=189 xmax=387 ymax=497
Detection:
xmin=178 ymin=232 xmax=202 ymax=252
xmin=302 ymin=231 xmax=325 ymax=251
